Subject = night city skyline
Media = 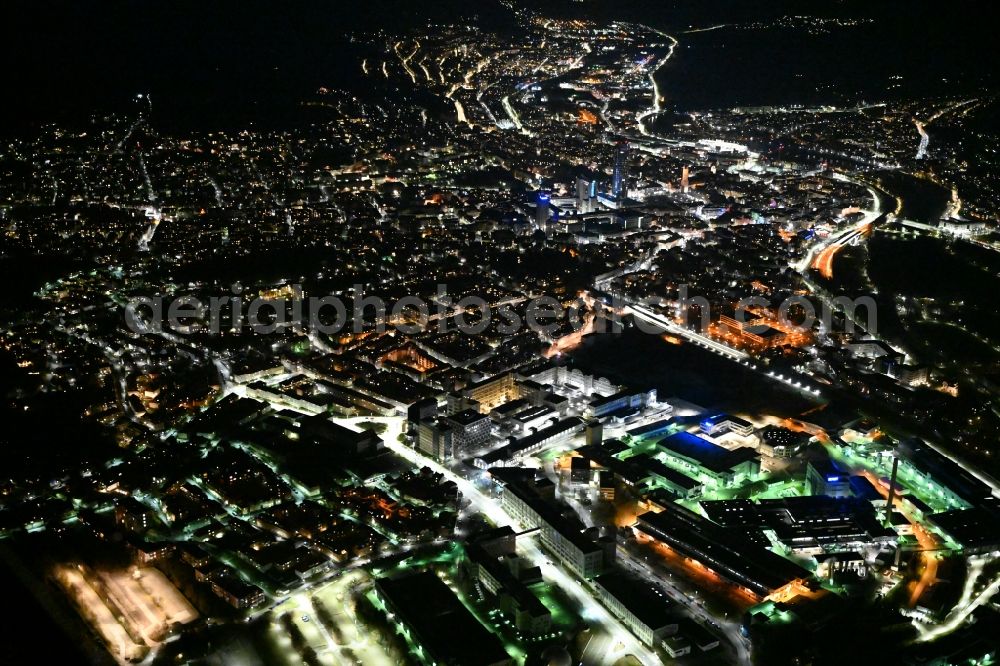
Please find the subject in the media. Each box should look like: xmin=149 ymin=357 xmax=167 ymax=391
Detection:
xmin=1 ymin=2 xmax=999 ymax=665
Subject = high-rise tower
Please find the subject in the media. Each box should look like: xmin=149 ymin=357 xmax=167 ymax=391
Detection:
xmin=535 ymin=191 xmax=551 ymax=229
xmin=611 ymin=140 xmax=629 ymax=203
xmin=576 ymin=177 xmax=597 ymax=214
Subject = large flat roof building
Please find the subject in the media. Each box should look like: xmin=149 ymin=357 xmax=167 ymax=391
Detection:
xmin=700 ymin=414 xmax=754 ymax=438
xmin=491 ymin=468 xmax=606 ymax=579
xmin=656 ymin=431 xmax=760 ymax=486
xmin=373 ymin=572 xmax=513 ymax=666
xmin=474 ymin=417 xmax=584 ymax=468
xmin=898 ymin=438 xmax=991 ymax=508
xmin=586 ymin=388 xmax=656 ymax=419
xmin=464 ymin=541 xmax=551 ymax=634
xmin=700 ymin=495 xmax=896 ymax=553
xmin=595 ymin=571 xmax=678 ymax=646
xmin=806 ymin=458 xmax=852 ymax=498
xmin=635 ymin=504 xmax=809 ymax=599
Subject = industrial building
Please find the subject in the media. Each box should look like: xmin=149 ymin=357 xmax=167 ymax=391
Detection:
xmin=474 ymin=417 xmax=585 ymax=468
xmin=463 ymin=528 xmax=551 ymax=634
xmin=373 ymin=571 xmax=513 ymax=666
xmin=700 ymin=414 xmax=755 ymax=438
xmin=491 ymin=469 xmax=607 ymax=579
xmin=655 ymin=431 xmax=761 ymax=487
xmin=805 ymin=459 xmax=852 ymax=498
xmin=699 ymin=496 xmax=896 ymax=554
xmin=635 ymin=504 xmax=810 ymax=599
xmin=586 ymin=388 xmax=657 ymax=419
xmin=595 ymin=571 xmax=678 ymax=646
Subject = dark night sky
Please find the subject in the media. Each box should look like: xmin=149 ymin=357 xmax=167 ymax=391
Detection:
xmin=0 ymin=0 xmax=512 ymax=132
xmin=0 ymin=0 xmax=995 ymax=131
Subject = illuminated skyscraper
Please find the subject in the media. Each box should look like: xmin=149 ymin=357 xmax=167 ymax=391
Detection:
xmin=576 ymin=177 xmax=597 ymax=214
xmin=535 ymin=190 xmax=551 ymax=229
xmin=611 ymin=140 xmax=629 ymax=203
xmin=681 ymin=166 xmax=690 ymax=193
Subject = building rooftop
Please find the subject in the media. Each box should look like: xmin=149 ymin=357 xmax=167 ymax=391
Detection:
xmin=464 ymin=543 xmax=549 ymax=619
xmin=701 ymin=414 xmax=753 ymax=430
xmin=636 ymin=504 xmax=810 ymax=597
xmin=807 ymin=458 xmax=847 ymax=482
xmin=626 ymin=418 xmax=677 ymax=440
xmin=496 ymin=473 xmax=603 ymax=557
xmin=928 ymin=506 xmax=1000 ymax=552
xmin=375 ymin=572 xmax=511 ymax=666
xmin=595 ymin=571 xmax=675 ymax=631
xmin=657 ymin=431 xmax=759 ymax=475
xmin=446 ymin=408 xmax=491 ymax=427
xmin=899 ymin=438 xmax=992 ymax=506
xmin=628 ymin=454 xmax=701 ymax=491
